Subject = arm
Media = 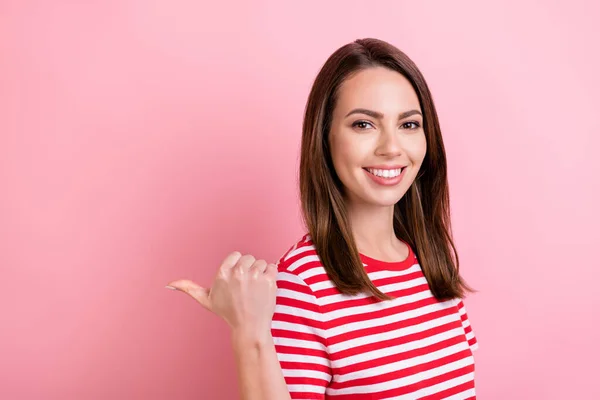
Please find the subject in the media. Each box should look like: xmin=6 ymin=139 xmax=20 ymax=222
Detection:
xmin=231 ymin=331 xmax=292 ymax=400
xmin=166 ymin=252 xmax=328 ymax=400
xmin=166 ymin=252 xmax=291 ymax=400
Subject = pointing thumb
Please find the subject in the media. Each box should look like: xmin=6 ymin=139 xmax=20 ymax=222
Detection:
xmin=166 ymin=279 xmax=211 ymax=310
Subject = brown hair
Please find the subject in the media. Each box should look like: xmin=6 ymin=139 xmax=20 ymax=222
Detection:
xmin=299 ymin=38 xmax=474 ymax=302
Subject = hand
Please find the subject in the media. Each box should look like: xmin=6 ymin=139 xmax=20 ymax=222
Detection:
xmin=166 ymin=251 xmax=279 ymax=340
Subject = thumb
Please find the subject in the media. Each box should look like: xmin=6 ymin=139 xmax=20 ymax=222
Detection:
xmin=166 ymin=279 xmax=211 ymax=310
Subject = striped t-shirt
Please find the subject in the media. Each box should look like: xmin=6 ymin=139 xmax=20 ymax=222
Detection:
xmin=271 ymin=233 xmax=478 ymax=400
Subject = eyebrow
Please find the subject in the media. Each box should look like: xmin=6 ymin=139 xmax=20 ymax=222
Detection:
xmin=344 ymin=108 xmax=422 ymax=120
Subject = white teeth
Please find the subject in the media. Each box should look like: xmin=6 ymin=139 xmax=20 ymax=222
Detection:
xmin=367 ymin=168 xmax=402 ymax=178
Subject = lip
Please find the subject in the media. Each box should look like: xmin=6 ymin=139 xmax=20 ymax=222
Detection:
xmin=363 ymin=165 xmax=406 ymax=170
xmin=363 ymin=166 xmax=407 ymax=186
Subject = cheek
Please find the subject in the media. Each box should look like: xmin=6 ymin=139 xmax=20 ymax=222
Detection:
xmin=331 ymin=135 xmax=360 ymax=170
xmin=407 ymin=134 xmax=427 ymax=164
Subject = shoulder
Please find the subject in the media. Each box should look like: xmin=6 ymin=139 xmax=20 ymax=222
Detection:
xmin=276 ymin=232 xmax=318 ymax=272
xmin=275 ymin=233 xmax=328 ymax=289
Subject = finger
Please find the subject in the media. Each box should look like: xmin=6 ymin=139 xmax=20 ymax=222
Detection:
xmin=249 ymin=259 xmax=268 ymax=277
xmin=265 ymin=263 xmax=278 ymax=280
xmin=221 ymin=251 xmax=243 ymax=270
xmin=233 ymin=254 xmax=256 ymax=275
xmin=166 ymin=279 xmax=211 ymax=310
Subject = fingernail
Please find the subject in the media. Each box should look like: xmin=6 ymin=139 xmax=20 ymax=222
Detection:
xmin=165 ymin=285 xmax=177 ymax=290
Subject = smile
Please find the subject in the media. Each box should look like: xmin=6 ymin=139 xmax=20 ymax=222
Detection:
xmin=365 ymin=168 xmax=403 ymax=178
xmin=363 ymin=166 xmax=407 ymax=186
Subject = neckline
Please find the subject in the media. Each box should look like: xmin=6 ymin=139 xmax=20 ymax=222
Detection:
xmin=358 ymin=239 xmax=416 ymax=271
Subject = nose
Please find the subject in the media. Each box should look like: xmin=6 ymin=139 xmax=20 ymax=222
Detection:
xmin=376 ymin=127 xmax=403 ymax=157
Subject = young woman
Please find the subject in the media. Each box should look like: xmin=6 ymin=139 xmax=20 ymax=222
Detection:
xmin=167 ymin=38 xmax=478 ymax=400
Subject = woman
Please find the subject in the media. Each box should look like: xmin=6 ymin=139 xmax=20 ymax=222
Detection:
xmin=167 ymin=38 xmax=478 ymax=400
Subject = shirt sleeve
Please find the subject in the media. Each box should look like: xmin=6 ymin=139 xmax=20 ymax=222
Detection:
xmin=456 ymin=299 xmax=479 ymax=353
xmin=271 ymin=267 xmax=332 ymax=399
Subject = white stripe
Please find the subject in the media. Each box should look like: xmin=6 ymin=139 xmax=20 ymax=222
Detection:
xmin=283 ymin=368 xmax=332 ymax=381
xmin=337 ymin=342 xmax=470 ymax=383
xmin=299 ymin=265 xmax=327 ymax=280
xmin=309 ymin=267 xmax=421 ymax=292
xmin=326 ymin=357 xmax=474 ymax=395
xmin=333 ymin=327 xmax=466 ymax=367
xmin=327 ymin=299 xmax=456 ymax=340
xmin=276 ymin=270 xmax=320 ymax=302
xmin=288 ymin=254 xmax=320 ymax=272
xmin=284 ymin=243 xmax=315 ymax=262
xmin=273 ymin=335 xmax=328 ymax=352
xmin=277 ymin=289 xmax=315 ymax=304
xmin=276 ymin=287 xmax=316 ymax=305
xmin=464 ymin=330 xmax=475 ymax=343
xmin=275 ymin=304 xmax=322 ymax=325
xmin=310 ymin=264 xmax=421 ymax=290
xmin=277 ymin=352 xmax=330 ymax=367
xmin=271 ymin=320 xmax=327 ymax=338
xmin=461 ymin=319 xmax=472 ymax=330
xmin=443 ymin=387 xmax=476 ymax=399
xmin=365 ymin=264 xmax=422 ymax=280
xmin=311 ymin=279 xmax=337 ymax=291
xmin=277 ymin=271 xmax=308 ymax=284
xmin=379 ymin=372 xmax=476 ymax=399
xmin=287 ymin=384 xmax=326 ymax=395
xmin=320 ymin=276 xmax=429 ymax=306
xmin=328 ymin=310 xmax=459 ymax=353
xmin=288 ymin=258 xmax=421 ymax=292
xmin=322 ymin=277 xmax=430 ymax=318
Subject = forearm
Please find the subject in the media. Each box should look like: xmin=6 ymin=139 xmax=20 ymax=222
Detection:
xmin=231 ymin=331 xmax=292 ymax=400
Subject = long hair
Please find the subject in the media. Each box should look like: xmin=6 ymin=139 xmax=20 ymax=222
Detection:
xmin=299 ymin=38 xmax=474 ymax=301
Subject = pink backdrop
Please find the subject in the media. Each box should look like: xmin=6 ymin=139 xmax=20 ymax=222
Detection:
xmin=1 ymin=1 xmax=598 ymax=399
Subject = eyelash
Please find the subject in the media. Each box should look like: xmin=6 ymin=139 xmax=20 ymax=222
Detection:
xmin=352 ymin=120 xmax=421 ymax=130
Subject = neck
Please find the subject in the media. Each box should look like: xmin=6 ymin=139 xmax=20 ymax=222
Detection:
xmin=346 ymin=199 xmax=399 ymax=257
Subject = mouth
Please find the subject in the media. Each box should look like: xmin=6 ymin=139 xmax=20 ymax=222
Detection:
xmin=363 ymin=166 xmax=406 ymax=179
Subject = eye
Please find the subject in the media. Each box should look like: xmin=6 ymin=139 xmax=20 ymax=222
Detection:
xmin=352 ymin=120 xmax=374 ymax=130
xmin=401 ymin=121 xmax=421 ymax=130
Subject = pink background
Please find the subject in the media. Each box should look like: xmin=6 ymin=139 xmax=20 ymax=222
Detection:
xmin=1 ymin=1 xmax=598 ymax=399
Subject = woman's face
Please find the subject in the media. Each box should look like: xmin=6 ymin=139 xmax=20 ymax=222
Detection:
xmin=328 ymin=66 xmax=427 ymax=208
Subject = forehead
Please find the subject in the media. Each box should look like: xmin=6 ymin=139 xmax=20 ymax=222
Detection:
xmin=334 ymin=66 xmax=421 ymax=115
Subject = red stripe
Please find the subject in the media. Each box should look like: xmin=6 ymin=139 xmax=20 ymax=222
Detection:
xmin=327 ymin=304 xmax=456 ymax=345
xmin=284 ymin=376 xmax=329 ymax=386
xmin=314 ymin=272 xmax=429 ymax=312
xmin=326 ymin=285 xmax=435 ymax=327
xmin=276 ymin=295 xmax=321 ymax=313
xmin=275 ymin=344 xmax=328 ymax=359
xmin=272 ymin=312 xmax=321 ymax=330
xmin=279 ymin=360 xmax=331 ymax=374
xmin=329 ymin=349 xmax=474 ymax=389
xmin=276 ymin=279 xmax=314 ymax=296
xmin=418 ymin=380 xmax=475 ymax=399
xmin=271 ymin=328 xmax=327 ymax=347
xmin=329 ymin=364 xmax=475 ymax=399
xmin=330 ymin=320 xmax=462 ymax=361
xmin=290 ymin=393 xmax=324 ymax=400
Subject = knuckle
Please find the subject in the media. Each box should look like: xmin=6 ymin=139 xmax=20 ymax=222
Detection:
xmin=218 ymin=263 xmax=230 ymax=275
xmin=240 ymin=254 xmax=256 ymax=263
xmin=232 ymin=268 xmax=244 ymax=280
xmin=236 ymin=255 xmax=255 ymax=270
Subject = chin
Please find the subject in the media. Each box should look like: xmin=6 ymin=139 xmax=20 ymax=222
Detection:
xmin=359 ymin=191 xmax=406 ymax=207
xmin=374 ymin=196 xmax=404 ymax=207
